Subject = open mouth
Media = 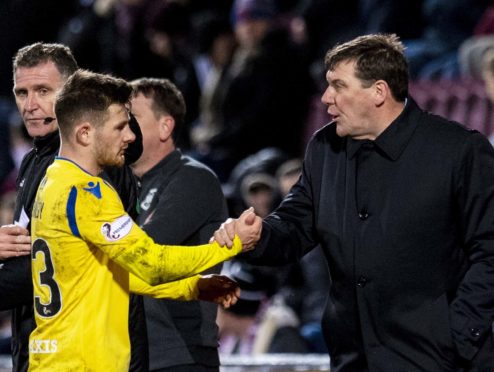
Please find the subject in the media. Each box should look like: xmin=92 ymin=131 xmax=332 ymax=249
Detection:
xmin=26 ymin=118 xmax=46 ymax=124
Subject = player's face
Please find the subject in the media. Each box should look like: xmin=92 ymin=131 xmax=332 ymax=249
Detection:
xmin=13 ymin=61 xmax=64 ymax=138
xmin=95 ymin=104 xmax=135 ymax=168
xmin=321 ymin=60 xmax=376 ymax=140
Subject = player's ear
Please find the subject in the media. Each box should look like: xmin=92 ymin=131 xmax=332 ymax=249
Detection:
xmin=75 ymin=122 xmax=92 ymax=146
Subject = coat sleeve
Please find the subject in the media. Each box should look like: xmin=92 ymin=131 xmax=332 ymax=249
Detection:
xmin=450 ymin=132 xmax=494 ymax=361
xmin=248 ymin=142 xmax=319 ymax=265
xmin=0 ymin=256 xmax=32 ymax=310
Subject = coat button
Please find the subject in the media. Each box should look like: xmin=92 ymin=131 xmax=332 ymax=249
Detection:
xmin=358 ymin=211 xmax=369 ymax=220
xmin=357 ymin=276 xmax=368 ymax=287
xmin=470 ymin=328 xmax=481 ymax=338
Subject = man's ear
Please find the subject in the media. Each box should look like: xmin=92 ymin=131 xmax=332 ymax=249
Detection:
xmin=373 ymin=80 xmax=389 ymax=106
xmin=75 ymin=122 xmax=93 ymax=146
xmin=158 ymin=115 xmax=175 ymax=141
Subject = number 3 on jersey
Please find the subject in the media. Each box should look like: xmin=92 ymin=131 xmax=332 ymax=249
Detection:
xmin=32 ymin=239 xmax=62 ymax=317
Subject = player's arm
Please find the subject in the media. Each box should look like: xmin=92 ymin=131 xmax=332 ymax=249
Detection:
xmin=130 ymin=273 xmax=240 ymax=307
xmin=74 ymin=180 xmax=257 ymax=285
xmin=130 ymin=273 xmax=200 ymax=300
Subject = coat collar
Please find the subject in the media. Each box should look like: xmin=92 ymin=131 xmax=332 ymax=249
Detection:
xmin=347 ymin=98 xmax=420 ymax=160
xmin=33 ymin=130 xmax=60 ymax=156
xmin=140 ymin=149 xmax=181 ymax=182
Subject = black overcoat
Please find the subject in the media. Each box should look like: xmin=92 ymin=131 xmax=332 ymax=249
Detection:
xmin=251 ymin=99 xmax=494 ymax=371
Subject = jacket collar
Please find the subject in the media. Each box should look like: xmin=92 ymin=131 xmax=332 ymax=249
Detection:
xmin=33 ymin=130 xmax=60 ymax=156
xmin=347 ymin=98 xmax=420 ymax=160
xmin=140 ymin=149 xmax=181 ymax=182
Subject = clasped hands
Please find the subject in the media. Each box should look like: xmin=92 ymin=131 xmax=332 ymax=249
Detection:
xmin=210 ymin=207 xmax=262 ymax=252
xmin=202 ymin=208 xmax=262 ymax=307
xmin=0 ymin=224 xmax=31 ymax=259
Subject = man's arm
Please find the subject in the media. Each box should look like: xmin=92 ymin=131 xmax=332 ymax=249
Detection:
xmin=0 ymin=225 xmax=31 ymax=259
xmin=0 ymin=256 xmax=32 ymax=310
xmin=213 ymin=149 xmax=319 ymax=265
xmin=0 ymin=225 xmax=32 ymax=309
xmin=450 ymin=132 xmax=494 ymax=361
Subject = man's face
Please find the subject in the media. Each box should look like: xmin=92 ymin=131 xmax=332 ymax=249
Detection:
xmin=130 ymin=92 xmax=162 ymax=166
xmin=235 ymin=19 xmax=270 ymax=51
xmin=94 ymin=104 xmax=136 ymax=168
xmin=321 ymin=60 xmax=376 ymax=140
xmin=13 ymin=61 xmax=64 ymax=138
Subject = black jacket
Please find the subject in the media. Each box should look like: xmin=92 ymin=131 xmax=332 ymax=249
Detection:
xmin=250 ymin=99 xmax=494 ymax=371
xmin=136 ymin=150 xmax=227 ymax=370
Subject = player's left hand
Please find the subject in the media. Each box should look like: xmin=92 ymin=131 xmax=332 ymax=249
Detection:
xmin=197 ymin=274 xmax=240 ymax=308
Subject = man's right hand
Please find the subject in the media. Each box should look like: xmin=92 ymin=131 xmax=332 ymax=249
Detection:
xmin=0 ymin=225 xmax=31 ymax=259
xmin=212 ymin=208 xmax=262 ymax=252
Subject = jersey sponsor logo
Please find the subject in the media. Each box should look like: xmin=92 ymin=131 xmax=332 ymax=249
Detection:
xmin=101 ymin=215 xmax=133 ymax=241
xmin=83 ymin=181 xmax=102 ymax=199
xmin=140 ymin=188 xmax=157 ymax=211
xmin=29 ymin=339 xmax=58 ymax=354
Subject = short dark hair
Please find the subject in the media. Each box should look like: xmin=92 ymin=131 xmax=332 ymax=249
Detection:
xmin=13 ymin=42 xmax=78 ymax=81
xmin=131 ymin=78 xmax=186 ymax=142
xmin=55 ymin=70 xmax=133 ymax=138
xmin=325 ymin=34 xmax=408 ymax=102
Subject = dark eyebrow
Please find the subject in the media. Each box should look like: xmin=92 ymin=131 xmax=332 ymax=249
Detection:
xmin=14 ymin=84 xmax=52 ymax=94
xmin=33 ymin=84 xmax=52 ymax=91
xmin=330 ymin=79 xmax=346 ymax=87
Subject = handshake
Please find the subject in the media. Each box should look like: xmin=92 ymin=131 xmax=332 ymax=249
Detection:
xmin=210 ymin=207 xmax=262 ymax=252
xmin=200 ymin=208 xmax=262 ymax=308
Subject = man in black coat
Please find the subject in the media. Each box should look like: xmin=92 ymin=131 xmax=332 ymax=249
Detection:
xmin=214 ymin=34 xmax=494 ymax=371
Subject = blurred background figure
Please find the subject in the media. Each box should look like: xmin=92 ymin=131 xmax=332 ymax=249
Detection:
xmin=480 ymin=48 xmax=494 ymax=145
xmin=191 ymin=0 xmax=313 ymax=181
xmin=403 ymin=0 xmax=490 ymax=80
xmin=191 ymin=14 xmax=236 ymax=153
xmin=0 ymin=311 xmax=11 ymax=357
xmin=223 ymin=148 xmax=288 ymax=218
xmin=217 ymin=260 xmax=306 ymax=355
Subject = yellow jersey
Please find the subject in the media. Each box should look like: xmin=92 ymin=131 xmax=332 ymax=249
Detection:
xmin=29 ymin=158 xmax=242 ymax=371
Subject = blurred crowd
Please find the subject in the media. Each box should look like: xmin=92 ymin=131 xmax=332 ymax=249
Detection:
xmin=2 ymin=0 xmax=494 ymax=357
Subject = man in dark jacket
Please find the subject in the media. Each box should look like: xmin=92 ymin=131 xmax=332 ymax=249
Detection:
xmin=130 ymin=77 xmax=227 ymax=372
xmin=213 ymin=34 xmax=494 ymax=371
xmin=0 ymin=42 xmax=146 ymax=372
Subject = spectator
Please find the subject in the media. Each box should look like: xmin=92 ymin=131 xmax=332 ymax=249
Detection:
xmin=194 ymin=0 xmax=313 ymax=181
xmin=191 ymin=14 xmax=236 ymax=152
xmin=404 ymin=0 xmax=490 ymax=79
xmin=217 ymin=260 xmax=306 ymax=355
